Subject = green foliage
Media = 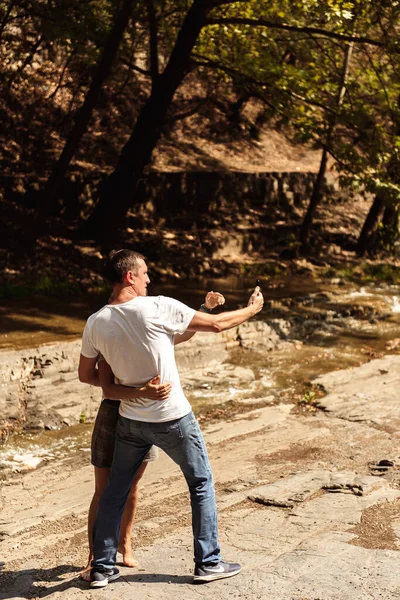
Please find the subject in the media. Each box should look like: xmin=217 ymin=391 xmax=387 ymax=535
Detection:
xmin=0 ymin=284 xmax=30 ymax=300
xmin=296 ymin=385 xmax=325 ymax=412
xmin=299 ymin=390 xmax=316 ymax=405
xmin=0 ymin=275 xmax=83 ymax=299
xmin=1 ymin=0 xmax=116 ymax=82
xmin=362 ymin=262 xmax=400 ymax=283
xmin=321 ymin=261 xmax=400 ymax=283
xmin=196 ymin=0 xmax=400 ymax=225
xmin=239 ymin=262 xmax=281 ymax=277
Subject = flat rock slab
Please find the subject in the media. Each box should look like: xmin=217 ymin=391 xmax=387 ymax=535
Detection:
xmin=2 ymin=355 xmax=400 ymax=600
xmin=181 ymin=364 xmax=256 ymax=393
xmin=14 ymin=502 xmax=400 ymax=600
xmin=248 ymin=532 xmax=400 ymax=600
xmin=248 ymin=471 xmax=396 ymax=510
xmin=314 ymin=354 xmax=400 ymax=428
xmin=205 ymin=404 xmax=294 ymax=444
xmin=248 ymin=470 xmax=330 ymax=507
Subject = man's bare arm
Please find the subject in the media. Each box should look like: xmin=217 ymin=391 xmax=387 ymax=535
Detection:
xmin=187 ymin=288 xmax=263 ymax=333
xmin=174 ymin=330 xmax=196 ymax=345
xmin=174 ymin=291 xmax=225 ymax=345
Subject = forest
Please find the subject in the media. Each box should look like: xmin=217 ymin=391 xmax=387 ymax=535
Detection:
xmin=1 ymin=0 xmax=400 ymax=290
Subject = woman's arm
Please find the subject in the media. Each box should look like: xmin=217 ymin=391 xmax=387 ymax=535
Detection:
xmin=78 ymin=355 xmax=100 ymax=386
xmin=98 ymin=360 xmax=172 ymax=402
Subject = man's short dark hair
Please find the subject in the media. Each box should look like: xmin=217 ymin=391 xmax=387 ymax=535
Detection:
xmin=104 ymin=249 xmax=145 ymax=284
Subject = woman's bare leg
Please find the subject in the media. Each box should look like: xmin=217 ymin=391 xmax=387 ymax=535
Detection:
xmin=118 ymin=461 xmax=148 ymax=566
xmin=80 ymin=467 xmax=110 ymax=579
xmin=80 ymin=461 xmax=149 ymax=576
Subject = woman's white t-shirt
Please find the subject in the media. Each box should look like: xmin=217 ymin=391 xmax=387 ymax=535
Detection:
xmin=81 ymin=295 xmax=195 ymax=422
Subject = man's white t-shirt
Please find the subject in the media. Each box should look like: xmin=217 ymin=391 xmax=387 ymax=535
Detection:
xmin=81 ymin=295 xmax=195 ymax=422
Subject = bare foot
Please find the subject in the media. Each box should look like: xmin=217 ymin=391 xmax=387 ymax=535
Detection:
xmin=78 ymin=553 xmax=93 ymax=581
xmin=118 ymin=545 xmax=138 ymax=567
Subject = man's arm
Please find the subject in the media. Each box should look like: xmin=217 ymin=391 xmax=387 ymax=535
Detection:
xmin=99 ymin=360 xmax=172 ymax=402
xmin=174 ymin=291 xmax=225 ymax=345
xmin=78 ymin=355 xmax=100 ymax=387
xmin=187 ymin=287 xmax=264 ymax=333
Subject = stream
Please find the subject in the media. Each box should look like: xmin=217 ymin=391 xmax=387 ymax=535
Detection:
xmin=2 ymin=275 xmax=400 ymax=476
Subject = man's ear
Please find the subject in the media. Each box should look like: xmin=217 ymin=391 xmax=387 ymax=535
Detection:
xmin=125 ymin=270 xmax=135 ymax=285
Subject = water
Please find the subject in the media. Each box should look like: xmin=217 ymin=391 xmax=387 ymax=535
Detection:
xmin=0 ymin=275 xmax=318 ymax=350
xmin=0 ymin=425 xmax=92 ymax=476
xmin=2 ymin=276 xmax=400 ymax=475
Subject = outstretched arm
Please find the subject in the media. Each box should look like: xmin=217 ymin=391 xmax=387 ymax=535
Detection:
xmin=98 ymin=360 xmax=172 ymax=402
xmin=174 ymin=291 xmax=225 ymax=345
xmin=187 ymin=287 xmax=264 ymax=333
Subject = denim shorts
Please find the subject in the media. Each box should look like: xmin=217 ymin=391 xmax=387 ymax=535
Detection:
xmin=91 ymin=399 xmax=159 ymax=468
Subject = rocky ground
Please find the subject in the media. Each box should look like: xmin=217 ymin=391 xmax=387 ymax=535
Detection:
xmin=1 ymin=344 xmax=400 ymax=599
xmin=0 ymin=320 xmax=285 ymax=440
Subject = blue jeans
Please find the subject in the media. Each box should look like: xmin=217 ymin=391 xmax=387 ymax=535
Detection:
xmin=92 ymin=411 xmax=221 ymax=571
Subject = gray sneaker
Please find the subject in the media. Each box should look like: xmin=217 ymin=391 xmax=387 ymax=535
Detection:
xmin=90 ymin=567 xmax=120 ymax=588
xmin=193 ymin=560 xmax=242 ymax=583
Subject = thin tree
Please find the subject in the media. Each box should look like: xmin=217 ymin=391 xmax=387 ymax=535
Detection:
xmin=356 ymin=94 xmax=400 ymax=255
xmin=299 ymin=29 xmax=355 ymax=248
xmin=355 ymin=193 xmax=385 ymax=255
xmin=33 ymin=0 xmax=139 ymax=231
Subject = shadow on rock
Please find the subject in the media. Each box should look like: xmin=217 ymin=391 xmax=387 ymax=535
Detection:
xmin=0 ymin=565 xmax=82 ymax=599
xmin=123 ymin=573 xmax=193 ymax=585
xmin=0 ymin=565 xmax=194 ymax=599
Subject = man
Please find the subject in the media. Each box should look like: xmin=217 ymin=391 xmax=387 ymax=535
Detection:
xmin=78 ymin=249 xmax=264 ymax=588
xmin=79 ymin=291 xmax=224 ymax=577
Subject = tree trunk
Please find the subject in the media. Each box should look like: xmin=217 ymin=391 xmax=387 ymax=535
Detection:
xmin=357 ymin=94 xmax=400 ymax=256
xmin=299 ymin=146 xmax=328 ymax=247
xmin=78 ymin=0 xmax=212 ymax=243
xmin=146 ymin=0 xmax=159 ymax=88
xmin=378 ymin=205 xmax=399 ymax=251
xmin=32 ymin=0 xmax=139 ymax=232
xmin=299 ymin=27 xmax=354 ymax=249
xmin=355 ymin=194 xmax=384 ymax=255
